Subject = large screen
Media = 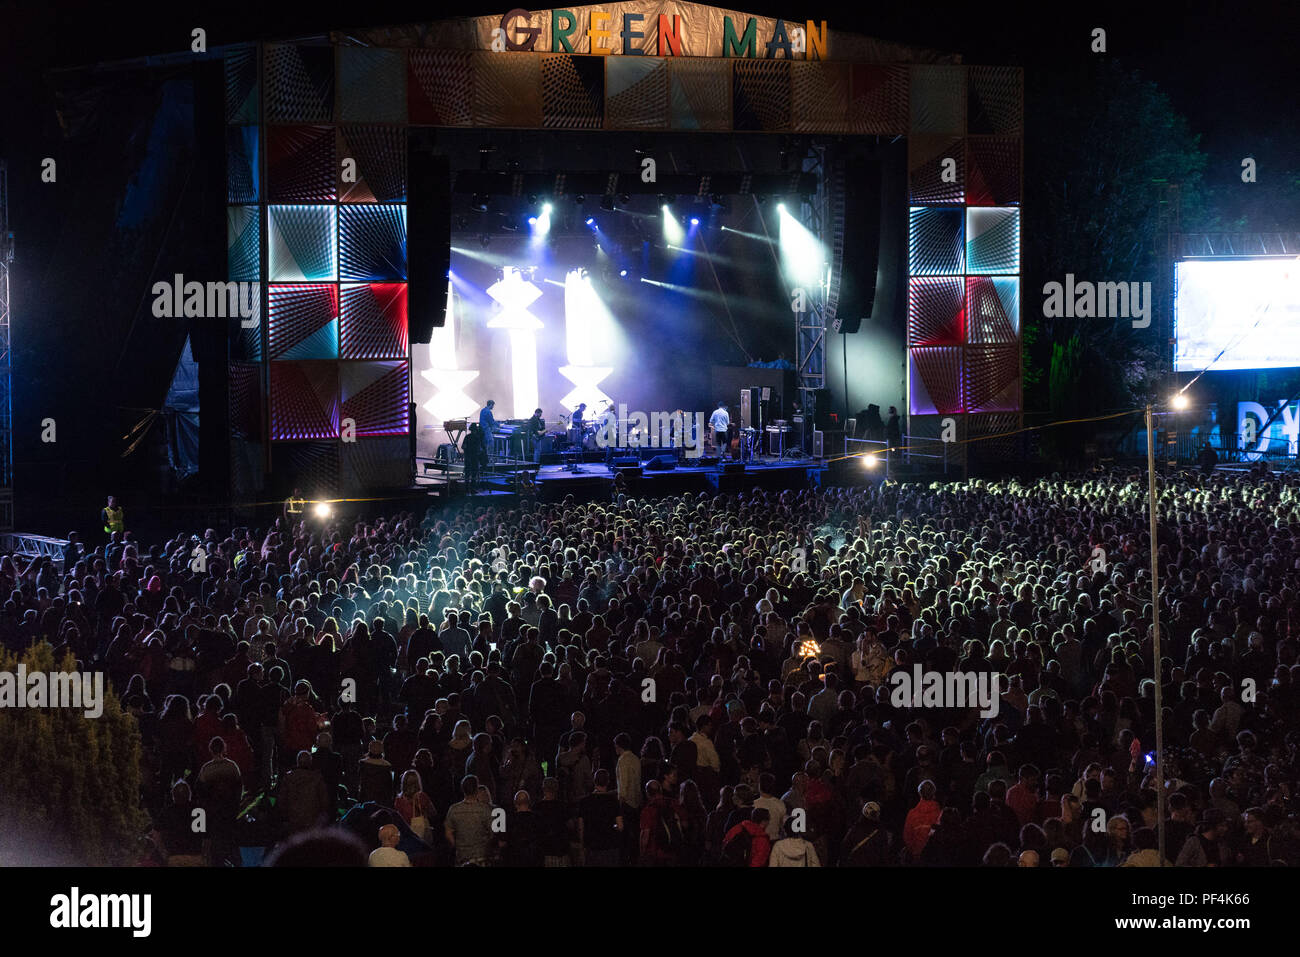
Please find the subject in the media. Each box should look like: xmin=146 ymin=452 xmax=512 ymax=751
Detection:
xmin=1174 ymin=259 xmax=1300 ymax=371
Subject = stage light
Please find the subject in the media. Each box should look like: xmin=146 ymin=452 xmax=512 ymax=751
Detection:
xmin=586 ymin=217 xmax=595 ymax=227
xmin=776 ymin=202 xmax=786 ymax=213
xmin=619 ymin=269 xmax=628 ymax=277
xmin=313 ymin=502 xmax=332 ymax=518
xmin=528 ymin=193 xmax=539 ymax=204
xmin=662 ymin=205 xmax=684 ymax=244
xmin=862 ymin=454 xmax=878 ymax=470
xmin=690 ymin=217 xmax=700 ymax=226
xmin=528 ymin=216 xmax=537 ymax=225
xmin=530 ymin=204 xmax=552 ymax=243
xmin=778 ymin=204 xmax=826 ymax=287
xmin=601 ymin=195 xmax=615 ymax=212
xmin=576 ymin=194 xmax=586 ymax=204
xmin=1171 ymin=393 xmax=1189 ymax=410
xmin=542 ymin=202 xmax=553 ymax=214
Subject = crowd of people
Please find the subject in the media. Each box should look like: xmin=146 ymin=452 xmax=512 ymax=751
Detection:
xmin=6 ymin=466 xmax=1300 ymax=867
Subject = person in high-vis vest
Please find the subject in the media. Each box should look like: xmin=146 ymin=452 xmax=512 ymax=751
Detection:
xmin=102 ymin=495 xmax=124 ymax=537
xmin=284 ymin=487 xmax=306 ymax=523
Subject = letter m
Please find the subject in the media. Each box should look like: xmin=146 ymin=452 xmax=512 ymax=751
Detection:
xmin=102 ymin=894 xmax=131 ymax=927
xmin=649 ymin=411 xmax=675 ymax=445
xmin=1096 ymin=282 xmax=1129 ymax=319
xmin=722 ymin=16 xmax=756 ymax=58
xmin=207 ymin=281 xmax=241 ymax=319
xmin=51 ymin=672 xmax=81 ymax=710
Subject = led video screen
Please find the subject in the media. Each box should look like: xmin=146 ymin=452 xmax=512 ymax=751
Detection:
xmin=1174 ymin=259 xmax=1300 ymax=371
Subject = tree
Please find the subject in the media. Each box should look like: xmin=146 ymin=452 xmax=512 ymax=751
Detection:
xmin=0 ymin=644 xmax=148 ymax=865
xmin=1024 ymin=60 xmax=1208 ymax=423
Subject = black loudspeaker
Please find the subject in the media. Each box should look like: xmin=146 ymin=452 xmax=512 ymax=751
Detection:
xmin=697 ymin=455 xmax=720 ymax=467
xmin=645 ymin=454 xmax=677 ymax=471
xmin=722 ymin=462 xmax=745 ymax=474
xmin=408 ymin=149 xmax=452 ymax=344
xmin=612 ymin=457 xmax=639 ymax=468
xmin=833 ymin=156 xmax=882 ymax=334
xmin=813 ymin=388 xmax=834 ymax=432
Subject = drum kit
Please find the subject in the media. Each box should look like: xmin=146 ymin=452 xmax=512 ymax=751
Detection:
xmin=559 ymin=399 xmax=611 ymax=451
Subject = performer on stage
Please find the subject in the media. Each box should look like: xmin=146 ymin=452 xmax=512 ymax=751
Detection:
xmin=525 ymin=408 xmax=546 ymax=457
xmin=479 ymin=399 xmax=497 ymax=436
xmin=463 ymin=422 xmax=488 ymax=491
xmin=569 ymin=402 xmax=587 ymax=445
xmin=709 ymin=401 xmax=730 ymax=455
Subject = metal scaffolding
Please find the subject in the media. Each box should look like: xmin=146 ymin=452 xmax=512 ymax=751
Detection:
xmin=0 ymin=162 xmax=13 ymax=532
xmin=795 ymin=143 xmax=838 ymax=427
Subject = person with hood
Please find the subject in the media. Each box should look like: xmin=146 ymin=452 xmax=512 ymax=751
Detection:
xmin=768 ymin=818 xmax=821 ymax=866
xmin=903 ymin=780 xmax=943 ymax=861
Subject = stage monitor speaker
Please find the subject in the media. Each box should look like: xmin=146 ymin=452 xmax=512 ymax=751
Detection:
xmin=722 ymin=462 xmax=745 ymax=474
xmin=833 ymin=156 xmax=882 ymax=334
xmin=612 ymin=457 xmax=639 ymax=468
xmin=645 ymin=454 xmax=677 ymax=471
xmin=813 ymin=429 xmax=824 ymax=459
xmin=407 ymin=149 xmax=451 ymax=344
xmin=697 ymin=455 xmax=720 ymax=467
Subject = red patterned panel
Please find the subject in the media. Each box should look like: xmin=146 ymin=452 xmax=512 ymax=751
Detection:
xmin=267 ymin=126 xmax=336 ymax=203
xmin=963 ymin=345 xmax=1020 ymax=413
xmin=910 ymin=346 xmax=963 ymax=415
xmin=268 ymin=284 xmax=339 ymax=359
xmin=908 ymin=278 xmax=964 ymax=346
xmin=341 ymin=361 xmax=410 ymax=436
xmin=340 ymin=283 xmax=408 ymax=359
xmin=409 ymin=49 xmax=474 ymax=126
xmin=848 ymin=65 xmax=908 ymax=134
xmin=271 ymin=362 xmax=340 ymax=440
xmin=909 ymin=134 xmax=964 ymax=205
xmin=966 ymin=137 xmax=1021 ymax=206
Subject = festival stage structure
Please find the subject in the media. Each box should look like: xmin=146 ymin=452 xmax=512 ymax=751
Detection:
xmin=222 ymin=4 xmax=1023 ymax=499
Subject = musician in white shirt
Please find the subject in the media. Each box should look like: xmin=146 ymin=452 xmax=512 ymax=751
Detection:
xmin=708 ymin=401 xmax=730 ymax=453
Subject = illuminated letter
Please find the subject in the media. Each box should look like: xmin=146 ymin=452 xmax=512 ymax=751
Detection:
xmin=620 ymin=13 xmax=645 ymax=54
xmin=657 ymin=14 xmax=683 ymax=56
xmin=588 ymin=10 xmax=612 ymax=55
xmin=500 ymin=8 xmax=540 ymax=51
xmin=551 ymin=9 xmax=577 ymax=53
xmin=722 ymin=17 xmax=757 ymax=58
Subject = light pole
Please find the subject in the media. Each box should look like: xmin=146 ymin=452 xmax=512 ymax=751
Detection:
xmin=1145 ymin=402 xmax=1168 ymax=865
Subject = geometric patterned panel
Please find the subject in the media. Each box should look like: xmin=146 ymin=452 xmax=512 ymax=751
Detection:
xmin=340 ymin=283 xmax=409 ymax=359
xmin=908 ymin=278 xmax=965 ymax=346
xmin=968 ymin=66 xmax=1022 ymax=136
xmin=225 ymin=45 xmax=259 ymax=125
xmin=606 ymin=57 xmax=668 ymax=130
xmin=408 ymin=50 xmax=475 ymax=126
xmin=268 ymin=284 xmax=339 ymax=360
xmin=266 ymin=45 xmax=334 ymax=124
xmin=267 ymin=126 xmax=336 ymax=204
xmin=338 ymin=48 xmax=406 ymax=124
xmin=227 ymin=125 xmax=260 ymax=204
xmin=270 ymin=362 xmax=340 ymax=440
xmin=268 ymin=205 xmax=337 ymax=282
xmin=474 ymin=52 xmax=543 ymax=127
xmin=791 ymin=61 xmax=849 ymax=133
xmin=228 ymin=362 xmax=263 ymax=440
xmin=227 ymin=205 xmax=261 ymax=282
xmin=848 ymin=65 xmax=908 ymax=135
xmin=909 ymin=135 xmax=964 ymax=205
xmin=230 ymin=437 xmax=265 ymax=499
xmin=273 ymin=441 xmax=341 ymax=494
xmin=669 ymin=59 xmax=731 ymax=131
xmin=337 ymin=126 xmax=408 ymax=203
xmin=909 ymin=207 xmax=965 ymax=276
xmin=339 ymin=205 xmax=407 ymax=282
xmin=963 ymin=345 xmax=1019 ymax=413
xmin=234 ymin=295 xmax=265 ymax=363
xmin=733 ymin=60 xmax=791 ymax=132
xmin=542 ymin=54 xmax=605 ymax=129
xmin=966 ymin=137 xmax=1021 ymax=207
xmin=966 ymin=207 xmax=1020 ymax=275
xmin=341 ymin=437 xmax=412 ymax=494
xmin=966 ymin=277 xmax=1020 ymax=345
xmin=966 ymin=412 xmax=1021 ymax=467
xmin=909 ymin=65 xmax=965 ymax=135
xmin=340 ymin=360 xmax=410 ymax=436
xmin=909 ymin=346 xmax=963 ymax=415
